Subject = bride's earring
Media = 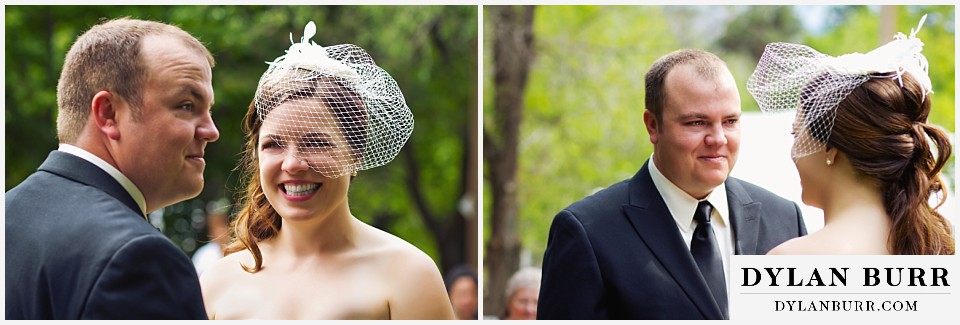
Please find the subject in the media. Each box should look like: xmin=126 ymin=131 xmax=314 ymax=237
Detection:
xmin=826 ymin=158 xmax=833 ymax=165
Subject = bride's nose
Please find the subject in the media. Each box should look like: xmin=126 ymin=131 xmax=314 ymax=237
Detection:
xmin=281 ymin=151 xmax=309 ymax=173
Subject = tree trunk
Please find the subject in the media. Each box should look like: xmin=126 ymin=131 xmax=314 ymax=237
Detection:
xmin=465 ymin=29 xmax=480 ymax=271
xmin=403 ymin=142 xmax=465 ymax=274
xmin=484 ymin=5 xmax=535 ymax=318
xmin=401 ymin=11 xmax=484 ymax=276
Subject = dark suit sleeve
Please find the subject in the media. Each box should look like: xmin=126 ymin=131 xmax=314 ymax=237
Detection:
xmin=81 ymin=235 xmax=207 ymax=319
xmin=538 ymin=210 xmax=607 ymax=320
xmin=793 ymin=202 xmax=808 ymax=236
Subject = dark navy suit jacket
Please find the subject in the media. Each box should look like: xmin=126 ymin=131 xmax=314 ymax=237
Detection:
xmin=5 ymin=151 xmax=207 ymax=319
xmin=538 ymin=160 xmax=807 ymax=320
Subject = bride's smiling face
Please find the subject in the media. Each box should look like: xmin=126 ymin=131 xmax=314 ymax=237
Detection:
xmin=258 ymin=99 xmax=354 ymax=222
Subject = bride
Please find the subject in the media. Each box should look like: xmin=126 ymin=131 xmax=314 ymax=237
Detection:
xmin=200 ymin=22 xmax=455 ymax=319
xmin=747 ymin=15 xmax=954 ymax=255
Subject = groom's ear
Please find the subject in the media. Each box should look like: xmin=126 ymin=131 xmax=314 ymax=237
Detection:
xmin=91 ymin=90 xmax=122 ymax=140
xmin=644 ymin=109 xmax=659 ymax=144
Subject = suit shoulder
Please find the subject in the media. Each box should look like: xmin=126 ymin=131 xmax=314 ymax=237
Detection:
xmin=8 ymin=171 xmax=158 ymax=237
xmin=561 ymin=179 xmax=630 ymax=223
xmin=728 ymin=177 xmax=805 ymax=232
xmin=8 ymin=170 xmax=169 ymax=266
xmin=730 ymin=177 xmax=794 ymax=206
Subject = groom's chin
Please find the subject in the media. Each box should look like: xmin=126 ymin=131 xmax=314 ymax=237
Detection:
xmin=697 ymin=169 xmax=730 ymax=186
xmin=180 ymin=178 xmax=205 ymax=200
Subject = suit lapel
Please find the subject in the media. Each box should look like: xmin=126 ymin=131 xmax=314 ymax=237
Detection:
xmin=38 ymin=151 xmax=144 ymax=218
xmin=726 ymin=178 xmax=761 ymax=255
xmin=622 ymin=161 xmax=723 ymax=320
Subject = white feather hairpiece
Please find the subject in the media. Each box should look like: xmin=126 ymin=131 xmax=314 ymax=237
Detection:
xmin=822 ymin=14 xmax=931 ymax=97
xmin=265 ymin=21 xmax=360 ymax=84
xmin=747 ymin=14 xmax=934 ymax=160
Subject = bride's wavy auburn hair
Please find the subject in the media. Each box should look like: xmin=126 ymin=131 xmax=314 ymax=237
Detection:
xmin=801 ymin=72 xmax=954 ymax=255
xmin=222 ymin=100 xmax=280 ymax=272
xmin=224 ymin=72 xmax=367 ymax=272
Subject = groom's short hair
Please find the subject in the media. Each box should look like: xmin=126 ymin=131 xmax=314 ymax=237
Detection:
xmin=644 ymin=49 xmax=728 ymax=123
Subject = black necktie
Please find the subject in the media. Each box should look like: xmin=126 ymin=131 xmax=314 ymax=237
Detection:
xmin=691 ymin=200 xmax=728 ymax=318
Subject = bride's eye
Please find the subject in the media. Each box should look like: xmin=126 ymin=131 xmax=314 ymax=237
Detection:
xmin=300 ymin=133 xmax=334 ymax=151
xmin=261 ymin=140 xmax=281 ymax=150
xmin=303 ymin=140 xmax=331 ymax=148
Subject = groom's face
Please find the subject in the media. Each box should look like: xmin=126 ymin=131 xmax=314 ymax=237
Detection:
xmin=647 ymin=64 xmax=741 ymax=199
xmin=112 ymin=35 xmax=219 ymax=213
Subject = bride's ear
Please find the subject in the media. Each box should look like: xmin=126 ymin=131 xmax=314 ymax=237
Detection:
xmin=825 ymin=146 xmax=839 ymax=166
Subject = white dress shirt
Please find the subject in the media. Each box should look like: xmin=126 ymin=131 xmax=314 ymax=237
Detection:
xmin=58 ymin=144 xmax=148 ymax=217
xmin=648 ymin=154 xmax=734 ymax=289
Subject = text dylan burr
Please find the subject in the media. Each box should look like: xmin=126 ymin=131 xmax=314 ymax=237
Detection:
xmin=741 ymin=267 xmax=949 ymax=287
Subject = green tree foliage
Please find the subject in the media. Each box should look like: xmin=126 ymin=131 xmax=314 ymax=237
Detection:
xmin=484 ymin=6 xmax=681 ymax=265
xmin=5 ymin=5 xmax=477 ymax=271
xmin=717 ymin=6 xmax=803 ymax=59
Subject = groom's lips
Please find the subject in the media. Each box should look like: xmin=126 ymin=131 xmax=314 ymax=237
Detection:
xmin=698 ymin=154 xmax=727 ymax=162
xmin=186 ymin=152 xmax=205 ymax=164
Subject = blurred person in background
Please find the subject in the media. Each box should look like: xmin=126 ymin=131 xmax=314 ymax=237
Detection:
xmin=192 ymin=200 xmax=232 ymax=275
xmin=445 ymin=264 xmax=479 ymax=320
xmin=502 ymin=267 xmax=541 ymax=320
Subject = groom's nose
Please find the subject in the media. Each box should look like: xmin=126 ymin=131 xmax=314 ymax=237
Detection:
xmin=704 ymin=124 xmax=728 ymax=146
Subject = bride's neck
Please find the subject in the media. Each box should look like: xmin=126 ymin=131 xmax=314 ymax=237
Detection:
xmin=821 ymin=173 xmax=889 ymax=230
xmin=275 ymin=204 xmax=357 ymax=256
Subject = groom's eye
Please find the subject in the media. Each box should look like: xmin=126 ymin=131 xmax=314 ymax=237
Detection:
xmin=177 ymin=102 xmax=195 ymax=112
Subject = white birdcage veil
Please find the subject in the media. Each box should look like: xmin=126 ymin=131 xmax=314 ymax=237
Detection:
xmin=747 ymin=15 xmax=932 ymax=160
xmin=254 ymin=21 xmax=413 ymax=178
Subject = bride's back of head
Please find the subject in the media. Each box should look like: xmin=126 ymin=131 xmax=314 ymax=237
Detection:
xmin=809 ymin=72 xmax=954 ymax=255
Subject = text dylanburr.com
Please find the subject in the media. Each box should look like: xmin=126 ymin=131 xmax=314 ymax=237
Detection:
xmin=730 ymin=255 xmax=958 ymax=321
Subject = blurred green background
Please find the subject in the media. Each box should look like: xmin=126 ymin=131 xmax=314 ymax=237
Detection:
xmin=5 ymin=5 xmax=479 ymax=276
xmin=483 ymin=5 xmax=955 ymax=317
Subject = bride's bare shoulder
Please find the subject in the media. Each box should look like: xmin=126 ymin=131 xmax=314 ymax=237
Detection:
xmin=767 ymin=231 xmax=876 ymax=255
xmin=200 ymin=249 xmax=257 ymax=293
xmin=766 ymin=235 xmax=822 ymax=255
xmin=355 ymin=222 xmax=454 ymax=319
xmin=207 ymin=248 xmax=256 ymax=273
xmin=358 ymin=223 xmax=436 ymax=268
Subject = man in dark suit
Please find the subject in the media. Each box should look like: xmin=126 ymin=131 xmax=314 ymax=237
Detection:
xmin=5 ymin=18 xmax=219 ymax=319
xmin=538 ymin=49 xmax=807 ymax=320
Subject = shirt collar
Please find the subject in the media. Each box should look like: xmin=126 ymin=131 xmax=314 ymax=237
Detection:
xmin=648 ymin=154 xmax=729 ymax=231
xmin=58 ymin=144 xmax=148 ymax=217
